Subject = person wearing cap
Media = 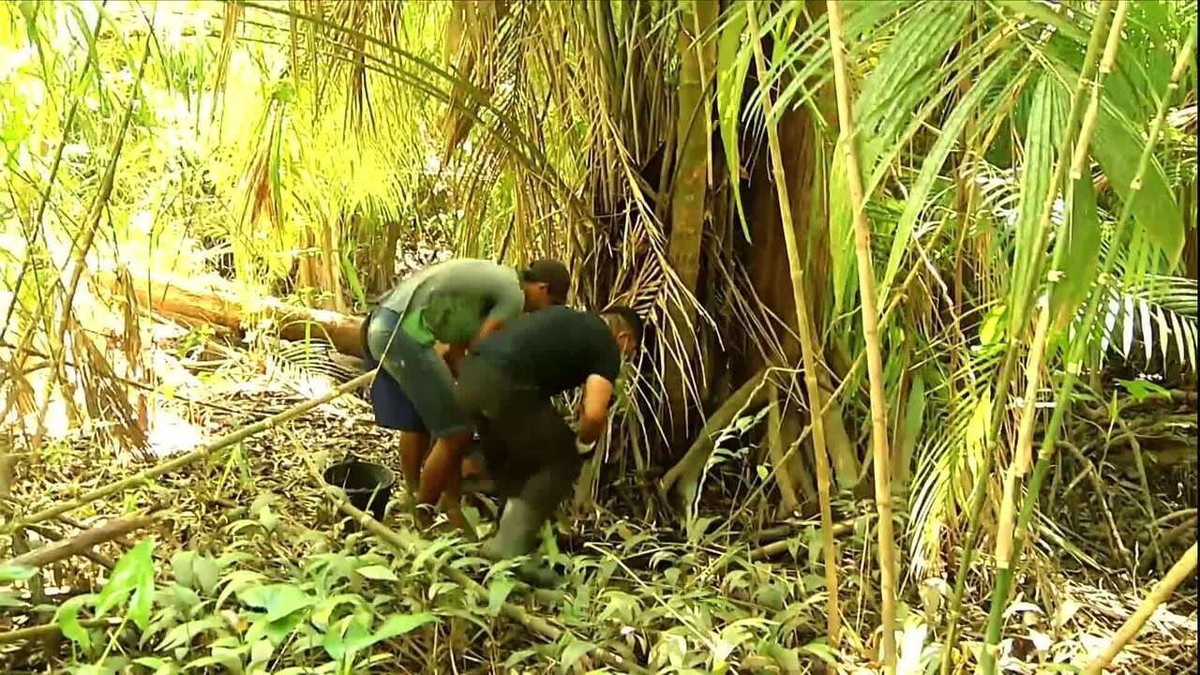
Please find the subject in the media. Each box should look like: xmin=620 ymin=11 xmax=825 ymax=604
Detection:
xmin=362 ymin=257 xmax=570 ymax=533
xmin=453 ymin=304 xmax=644 ymax=586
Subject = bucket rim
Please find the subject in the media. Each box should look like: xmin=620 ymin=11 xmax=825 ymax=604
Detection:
xmin=322 ymin=460 xmax=397 ymax=490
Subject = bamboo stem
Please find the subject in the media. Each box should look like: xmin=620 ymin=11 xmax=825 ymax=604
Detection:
xmin=1 ymin=371 xmax=376 ymax=534
xmin=981 ymin=5 xmax=1127 ymax=669
xmin=1000 ymin=2 xmax=1196 ymax=637
xmin=0 ymin=618 xmax=122 ymax=645
xmin=1082 ymin=543 xmax=1197 ymax=675
xmin=746 ymin=2 xmax=842 ymax=649
xmin=825 ymin=1 xmax=897 ymax=667
xmin=1 ymin=513 xmax=156 ymax=569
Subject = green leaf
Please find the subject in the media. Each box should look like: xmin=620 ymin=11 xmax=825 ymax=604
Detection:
xmin=96 ymin=538 xmax=155 ymax=620
xmin=877 ymin=47 xmax=1024 ymax=311
xmin=0 ymin=564 xmax=37 ymax=581
xmin=355 ymin=565 xmax=398 ymax=582
xmin=157 ymin=616 xmax=226 ymax=651
xmin=0 ymin=592 xmax=27 ymax=609
xmin=1049 ymin=174 xmax=1102 ymax=331
xmin=799 ymin=639 xmax=838 ymax=665
xmin=310 ymin=593 xmax=364 ymax=630
xmin=558 ymin=638 xmax=597 ymax=674
xmin=856 ymin=1 xmax=974 ymax=170
xmin=132 ymin=657 xmax=176 ymax=675
xmin=1117 ymin=378 xmax=1171 ymax=402
xmin=264 ymin=611 xmax=305 ymax=645
xmin=56 ymin=595 xmax=93 ymax=650
xmin=1010 ymin=72 xmax=1060 ymax=322
xmin=1090 ymin=110 xmax=1184 ymax=265
xmin=487 ymin=577 xmax=516 ymax=616
xmin=716 ymin=1 xmax=751 ymax=239
xmin=236 ymin=584 xmax=313 ymax=623
xmin=170 ymin=551 xmax=196 ymax=589
xmin=372 ymin=612 xmax=437 ymax=642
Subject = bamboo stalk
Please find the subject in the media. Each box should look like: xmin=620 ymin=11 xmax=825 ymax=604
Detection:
xmin=1082 ymin=543 xmax=1197 ymax=675
xmin=940 ymin=4 xmax=1121 ymax=670
xmin=1 ymin=371 xmax=376 ymax=533
xmin=746 ymin=2 xmax=842 ymax=649
xmin=987 ymin=19 xmax=1197 ymax=674
xmin=24 ymin=523 xmax=117 ymax=570
xmin=825 ymin=1 xmax=896 ymax=667
xmin=1 ymin=513 xmax=156 ymax=569
xmin=980 ymin=5 xmax=1128 ymax=671
xmin=0 ymin=618 xmax=122 ymax=645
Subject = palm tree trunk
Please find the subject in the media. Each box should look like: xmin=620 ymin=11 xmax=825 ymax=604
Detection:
xmin=663 ymin=0 xmax=719 ymax=440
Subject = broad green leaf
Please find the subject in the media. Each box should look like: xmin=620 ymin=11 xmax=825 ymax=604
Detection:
xmin=132 ymin=657 xmax=176 ymax=675
xmin=1090 ymin=110 xmax=1184 ymax=265
xmin=487 ymin=576 xmax=516 ymax=616
xmin=1117 ymin=378 xmax=1171 ymax=402
xmin=96 ymin=537 xmax=155 ymax=619
xmin=170 ymin=551 xmax=196 ymax=589
xmin=896 ymin=372 xmax=927 ymax=474
xmin=559 ymin=639 xmax=597 ymax=674
xmin=0 ymin=592 xmax=26 ymax=609
xmin=1009 ymin=73 xmax=1059 ymax=324
xmin=799 ymin=639 xmax=838 ymax=665
xmin=192 ymin=556 xmax=220 ymax=595
xmin=56 ymin=595 xmax=93 ymax=650
xmin=322 ymin=614 xmax=367 ymax=661
xmin=0 ymin=564 xmax=37 ymax=581
xmin=156 ymin=616 xmax=226 ymax=651
xmin=372 ymin=612 xmax=437 ymax=642
xmin=1050 ymin=174 xmax=1103 ymax=332
xmin=236 ymin=584 xmax=314 ymax=623
xmin=310 ymin=593 xmax=364 ymax=630
xmin=990 ymin=1 xmax=1090 ymax=44
xmin=716 ymin=1 xmax=751 ymax=239
xmin=250 ymin=638 xmax=275 ymax=665
xmin=856 ymin=1 xmax=974 ymax=171
xmin=355 ymin=565 xmax=398 ymax=582
xmin=264 ymin=611 xmax=306 ymax=645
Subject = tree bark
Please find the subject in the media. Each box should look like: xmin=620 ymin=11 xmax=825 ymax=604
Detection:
xmin=2 ymin=513 xmax=155 ymax=569
xmin=92 ymin=269 xmax=365 ymax=358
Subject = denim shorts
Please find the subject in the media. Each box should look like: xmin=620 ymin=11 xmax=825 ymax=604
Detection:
xmin=363 ymin=308 xmax=470 ymax=439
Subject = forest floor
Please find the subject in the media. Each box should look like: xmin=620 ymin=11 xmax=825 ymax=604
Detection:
xmin=0 ymin=257 xmax=1195 ymax=672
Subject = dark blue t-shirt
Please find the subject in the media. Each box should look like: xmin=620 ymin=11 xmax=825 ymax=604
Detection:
xmin=472 ymin=305 xmax=621 ymax=396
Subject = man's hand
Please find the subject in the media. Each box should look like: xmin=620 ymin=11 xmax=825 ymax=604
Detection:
xmin=441 ymin=342 xmax=468 ymax=376
xmin=576 ymin=374 xmax=613 ymax=444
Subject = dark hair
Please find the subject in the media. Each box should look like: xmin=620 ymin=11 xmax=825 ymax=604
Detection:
xmin=603 ymin=305 xmax=644 ymax=343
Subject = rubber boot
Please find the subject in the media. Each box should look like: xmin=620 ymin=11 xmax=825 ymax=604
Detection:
xmin=479 ymin=499 xmax=562 ymax=588
xmin=480 ymin=498 xmax=541 ymax=560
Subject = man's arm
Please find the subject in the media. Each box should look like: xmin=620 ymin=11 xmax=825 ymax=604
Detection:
xmin=576 ymin=374 xmax=614 ymax=445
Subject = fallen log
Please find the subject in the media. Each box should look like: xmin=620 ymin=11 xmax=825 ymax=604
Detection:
xmin=2 ymin=512 xmax=155 ymax=569
xmin=93 ymin=269 xmax=366 ymax=358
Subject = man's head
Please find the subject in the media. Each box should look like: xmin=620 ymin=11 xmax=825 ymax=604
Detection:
xmin=520 ymin=259 xmax=571 ymax=310
xmin=601 ymin=305 xmax=644 ymax=359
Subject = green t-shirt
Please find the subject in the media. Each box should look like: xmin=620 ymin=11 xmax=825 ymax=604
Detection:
xmin=381 ymin=259 xmax=525 ymax=347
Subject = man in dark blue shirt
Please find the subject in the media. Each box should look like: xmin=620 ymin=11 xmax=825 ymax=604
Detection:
xmin=453 ymin=304 xmax=643 ymax=582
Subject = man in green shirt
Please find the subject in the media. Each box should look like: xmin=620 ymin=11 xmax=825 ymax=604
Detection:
xmin=362 ymin=258 xmax=570 ymax=532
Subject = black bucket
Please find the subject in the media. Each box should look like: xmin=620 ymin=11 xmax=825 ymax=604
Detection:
xmin=323 ymin=458 xmax=395 ymax=527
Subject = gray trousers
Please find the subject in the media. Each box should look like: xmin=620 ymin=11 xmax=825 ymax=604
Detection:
xmin=454 ymin=354 xmax=582 ymax=558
